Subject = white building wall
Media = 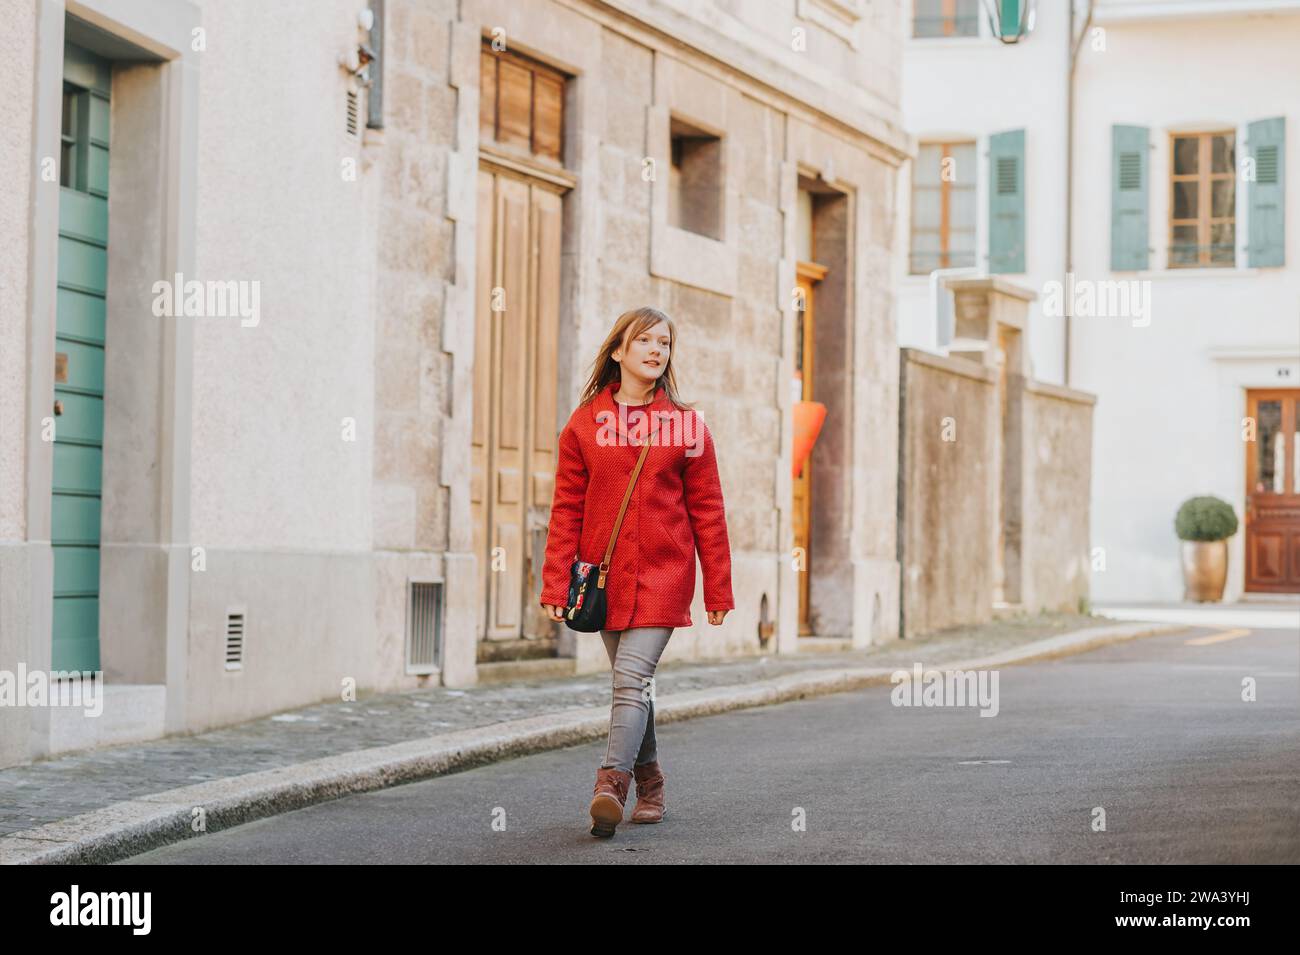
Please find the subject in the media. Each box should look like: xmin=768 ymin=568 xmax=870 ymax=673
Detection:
xmin=899 ymin=0 xmax=1300 ymax=604
xmin=0 ymin=3 xmax=36 ymax=544
xmin=895 ymin=0 xmax=1070 ymax=384
xmin=1073 ymin=4 xmax=1300 ymax=602
xmin=190 ymin=0 xmax=379 ymax=552
xmin=0 ymin=0 xmax=39 ymax=771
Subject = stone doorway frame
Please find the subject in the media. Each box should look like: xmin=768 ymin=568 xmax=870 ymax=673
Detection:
xmin=25 ymin=0 xmax=200 ymax=748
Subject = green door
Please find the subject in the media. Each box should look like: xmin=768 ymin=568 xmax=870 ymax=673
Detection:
xmin=52 ymin=42 xmax=111 ymax=672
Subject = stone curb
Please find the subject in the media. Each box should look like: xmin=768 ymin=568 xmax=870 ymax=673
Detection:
xmin=0 ymin=620 xmax=1185 ymax=864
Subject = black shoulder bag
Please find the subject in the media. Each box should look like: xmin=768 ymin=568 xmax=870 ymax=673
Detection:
xmin=563 ymin=429 xmax=655 ymax=632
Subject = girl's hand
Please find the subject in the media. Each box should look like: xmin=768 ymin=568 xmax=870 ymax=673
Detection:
xmin=706 ymin=609 xmax=729 ymax=626
xmin=542 ymin=604 xmax=566 ymax=623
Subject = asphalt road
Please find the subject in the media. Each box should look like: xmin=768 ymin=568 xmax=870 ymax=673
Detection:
xmin=121 ymin=625 xmax=1300 ymax=864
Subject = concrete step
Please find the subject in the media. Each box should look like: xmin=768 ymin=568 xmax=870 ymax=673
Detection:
xmin=475 ymin=657 xmax=577 ymax=685
xmin=48 ymin=683 xmax=167 ymax=756
xmin=795 ymin=635 xmax=854 ymax=652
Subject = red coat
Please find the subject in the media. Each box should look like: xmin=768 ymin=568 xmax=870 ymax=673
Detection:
xmin=539 ymin=379 xmax=735 ymax=630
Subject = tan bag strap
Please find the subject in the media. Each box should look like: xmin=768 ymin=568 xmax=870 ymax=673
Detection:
xmin=597 ymin=424 xmax=655 ymax=587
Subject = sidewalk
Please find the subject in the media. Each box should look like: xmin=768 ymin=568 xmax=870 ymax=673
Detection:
xmin=0 ymin=611 xmax=1185 ymax=864
xmin=1094 ymin=598 xmax=1300 ymax=632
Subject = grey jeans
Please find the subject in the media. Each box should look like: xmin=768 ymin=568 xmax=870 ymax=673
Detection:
xmin=598 ymin=626 xmax=673 ymax=773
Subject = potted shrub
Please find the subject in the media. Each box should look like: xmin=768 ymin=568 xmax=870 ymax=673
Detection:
xmin=1174 ymin=495 xmax=1239 ymax=602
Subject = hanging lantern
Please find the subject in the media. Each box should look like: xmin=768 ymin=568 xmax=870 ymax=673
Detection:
xmin=983 ymin=0 xmax=1036 ymax=44
xmin=792 ymin=401 xmax=827 ymax=479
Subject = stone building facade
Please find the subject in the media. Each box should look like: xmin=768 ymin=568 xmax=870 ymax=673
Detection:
xmin=0 ymin=0 xmax=909 ymax=766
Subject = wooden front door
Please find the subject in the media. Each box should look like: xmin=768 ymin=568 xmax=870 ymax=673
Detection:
xmin=471 ymin=166 xmax=563 ymax=651
xmin=52 ymin=42 xmax=112 ymax=672
xmin=1245 ymin=389 xmax=1300 ymax=593
xmin=793 ymin=261 xmax=827 ymax=635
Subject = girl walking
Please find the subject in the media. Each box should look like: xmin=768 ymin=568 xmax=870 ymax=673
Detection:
xmin=539 ymin=306 xmax=734 ymax=838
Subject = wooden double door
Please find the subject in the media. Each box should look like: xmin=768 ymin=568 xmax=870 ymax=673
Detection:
xmin=471 ymin=165 xmax=565 ymax=652
xmin=1245 ymin=388 xmax=1300 ymax=593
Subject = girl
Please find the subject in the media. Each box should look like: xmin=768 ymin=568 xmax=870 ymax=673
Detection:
xmin=539 ymin=306 xmax=734 ymax=838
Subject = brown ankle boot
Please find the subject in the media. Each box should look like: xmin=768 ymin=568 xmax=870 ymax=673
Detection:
xmin=589 ymin=766 xmax=633 ymax=837
xmin=630 ymin=760 xmax=666 ymax=824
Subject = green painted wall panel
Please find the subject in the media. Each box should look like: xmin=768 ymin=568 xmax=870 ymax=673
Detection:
xmin=87 ymin=94 xmax=110 ymax=142
xmin=53 ymin=40 xmax=111 ymax=673
xmin=52 ymin=443 xmax=103 ymax=493
xmin=59 ymin=189 xmax=108 ymax=243
xmin=52 ymin=599 xmax=101 ymax=672
xmin=52 ymin=495 xmax=102 ymax=545
xmin=56 ymin=288 xmax=106 ymax=342
xmin=59 ymin=339 xmax=105 ymax=391
xmin=52 ymin=392 xmax=104 ymax=444
xmin=87 ymin=143 xmax=110 ymax=195
xmin=56 ymin=236 xmax=107 ymax=294
xmin=53 ymin=546 xmax=100 ymax=593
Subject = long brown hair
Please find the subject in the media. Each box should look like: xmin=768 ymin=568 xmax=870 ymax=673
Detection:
xmin=576 ymin=306 xmax=695 ymax=411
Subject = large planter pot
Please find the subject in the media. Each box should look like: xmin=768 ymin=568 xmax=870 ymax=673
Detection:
xmin=1181 ymin=539 xmax=1228 ymax=602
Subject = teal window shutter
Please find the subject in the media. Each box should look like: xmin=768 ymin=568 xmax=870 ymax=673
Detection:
xmin=988 ymin=129 xmax=1025 ymax=273
xmin=1000 ymin=0 xmax=1021 ymax=38
xmin=1247 ymin=116 xmax=1285 ymax=267
xmin=1110 ymin=125 xmax=1149 ymax=271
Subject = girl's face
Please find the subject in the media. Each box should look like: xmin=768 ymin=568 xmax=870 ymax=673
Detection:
xmin=615 ymin=320 xmax=671 ymax=382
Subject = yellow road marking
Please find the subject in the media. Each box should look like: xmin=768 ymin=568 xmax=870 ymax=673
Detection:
xmin=1184 ymin=627 xmax=1252 ymax=646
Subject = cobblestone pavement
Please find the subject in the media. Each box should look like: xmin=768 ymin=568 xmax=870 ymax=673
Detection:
xmin=0 ymin=611 xmax=1109 ymax=837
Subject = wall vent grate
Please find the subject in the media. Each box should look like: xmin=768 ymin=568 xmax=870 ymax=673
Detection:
xmin=406 ymin=582 xmax=443 ymax=674
xmin=225 ymin=609 xmax=245 ymax=670
xmin=346 ymin=89 xmax=359 ymax=138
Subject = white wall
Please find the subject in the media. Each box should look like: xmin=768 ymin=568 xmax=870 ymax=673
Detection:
xmin=898 ymin=0 xmax=1300 ymax=603
xmin=895 ymin=0 xmax=1069 ymax=384
xmin=0 ymin=3 xmax=37 ymax=542
xmin=189 ymin=0 xmax=380 ymax=551
xmin=1072 ymin=8 xmax=1300 ymax=601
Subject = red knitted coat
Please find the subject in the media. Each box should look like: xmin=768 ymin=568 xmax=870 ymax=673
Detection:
xmin=539 ymin=379 xmax=735 ymax=630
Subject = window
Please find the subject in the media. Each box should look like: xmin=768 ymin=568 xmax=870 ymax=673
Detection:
xmin=59 ymin=83 xmax=88 ymax=189
xmin=913 ymin=0 xmax=979 ymax=37
xmin=910 ymin=141 xmax=976 ymax=273
xmin=479 ymin=41 xmax=566 ymax=165
xmin=669 ymin=116 xmax=723 ymax=240
xmin=1169 ymin=131 xmax=1235 ymax=267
